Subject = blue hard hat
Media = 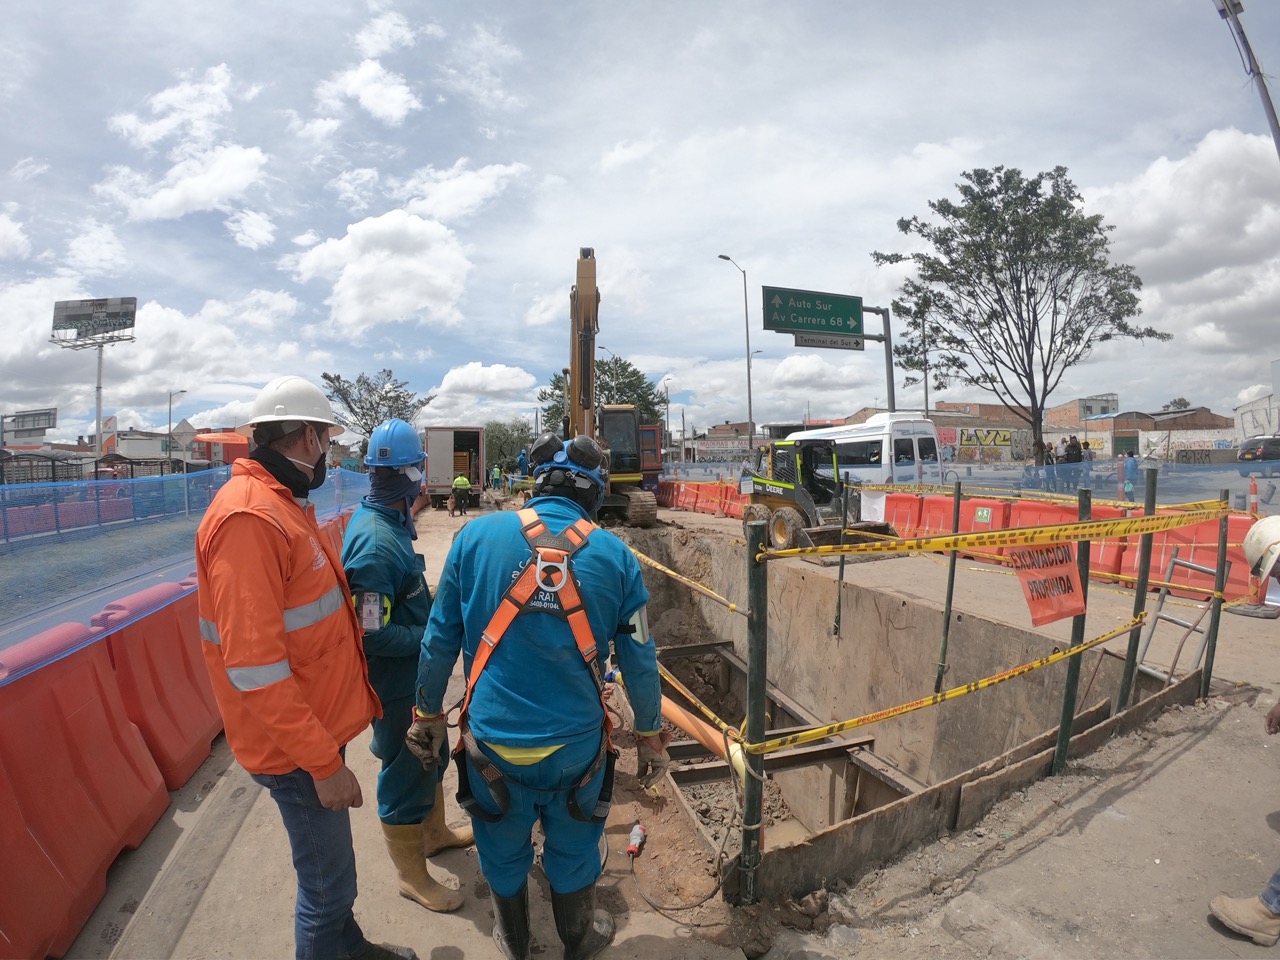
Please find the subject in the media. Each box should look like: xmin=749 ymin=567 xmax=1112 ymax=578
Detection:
xmin=365 ymin=419 xmax=424 ymax=473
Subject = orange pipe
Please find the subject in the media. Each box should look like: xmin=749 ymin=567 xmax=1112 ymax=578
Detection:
xmin=661 ymin=694 xmax=746 ymax=782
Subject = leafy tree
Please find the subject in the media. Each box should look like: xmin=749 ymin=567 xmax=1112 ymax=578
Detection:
xmin=872 ymin=166 xmax=1170 ymax=459
xmin=485 ymin=416 xmax=535 ymax=471
xmin=321 ymin=369 xmax=434 ymax=447
xmin=536 ymin=355 xmax=665 ymax=433
xmin=1162 ymin=397 xmax=1191 ymax=411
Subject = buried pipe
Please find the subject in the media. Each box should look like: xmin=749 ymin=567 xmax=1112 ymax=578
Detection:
xmin=660 ymin=694 xmax=747 ymax=783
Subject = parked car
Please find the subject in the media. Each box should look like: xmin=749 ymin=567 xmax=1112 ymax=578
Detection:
xmin=1237 ymin=436 xmax=1280 ymax=477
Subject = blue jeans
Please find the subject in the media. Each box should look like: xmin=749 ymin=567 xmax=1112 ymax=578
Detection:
xmin=251 ymin=764 xmax=366 ymax=960
xmin=465 ymin=730 xmax=606 ymax=898
xmin=1263 ymin=869 xmax=1280 ymax=914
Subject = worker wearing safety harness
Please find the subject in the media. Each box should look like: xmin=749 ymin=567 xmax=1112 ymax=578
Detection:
xmin=341 ymin=419 xmax=472 ymax=915
xmin=406 ymin=433 xmax=670 ymax=960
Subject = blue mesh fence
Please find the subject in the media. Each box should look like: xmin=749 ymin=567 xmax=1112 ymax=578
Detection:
xmin=0 ymin=467 xmax=370 ymax=673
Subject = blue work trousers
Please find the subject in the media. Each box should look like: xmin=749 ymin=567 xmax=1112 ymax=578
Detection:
xmin=465 ymin=731 xmax=607 ymax=898
xmin=1263 ymin=867 xmax=1280 ymax=914
xmin=250 ymin=759 xmax=365 ymax=960
xmin=370 ymin=694 xmax=444 ymax=825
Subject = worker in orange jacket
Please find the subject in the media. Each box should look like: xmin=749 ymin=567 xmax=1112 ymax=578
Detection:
xmin=196 ymin=375 xmax=415 ymax=960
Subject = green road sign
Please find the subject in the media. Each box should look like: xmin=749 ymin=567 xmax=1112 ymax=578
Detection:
xmin=762 ymin=286 xmax=863 ymax=336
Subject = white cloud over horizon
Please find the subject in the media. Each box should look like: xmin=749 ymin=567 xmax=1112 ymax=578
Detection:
xmin=2 ymin=1 xmax=1280 ymax=444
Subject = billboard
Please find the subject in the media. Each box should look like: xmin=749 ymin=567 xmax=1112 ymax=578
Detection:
xmin=51 ymin=297 xmax=137 ymax=340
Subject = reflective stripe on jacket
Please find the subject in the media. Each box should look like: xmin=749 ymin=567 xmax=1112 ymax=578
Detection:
xmin=196 ymin=459 xmax=380 ymax=778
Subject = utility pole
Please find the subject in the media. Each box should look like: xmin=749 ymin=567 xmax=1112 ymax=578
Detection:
xmin=1214 ymin=0 xmax=1280 ymax=165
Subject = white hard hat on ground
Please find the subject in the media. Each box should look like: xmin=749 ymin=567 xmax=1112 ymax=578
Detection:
xmin=236 ymin=376 xmax=342 ymax=439
xmin=1243 ymin=515 xmax=1280 ymax=581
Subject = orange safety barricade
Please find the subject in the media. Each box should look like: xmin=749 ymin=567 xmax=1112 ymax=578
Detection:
xmin=58 ymin=501 xmax=98 ymax=530
xmin=1087 ymin=504 xmax=1129 ymax=583
xmin=93 ymin=583 xmax=223 ymax=790
xmin=1118 ymin=511 xmax=1253 ymax=601
xmin=1000 ymin=501 xmax=1078 ymax=558
xmin=917 ymin=496 xmax=957 ymax=538
xmin=957 ymin=498 xmax=1011 ymax=560
xmin=883 ymin=493 xmax=922 ymax=538
xmin=0 ymin=626 xmax=167 ymax=959
xmin=99 ymin=497 xmax=133 ymax=522
xmin=676 ymin=483 xmax=694 ymax=510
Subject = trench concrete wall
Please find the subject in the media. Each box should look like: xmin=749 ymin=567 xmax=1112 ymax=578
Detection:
xmin=628 ymin=526 xmax=1126 ymax=788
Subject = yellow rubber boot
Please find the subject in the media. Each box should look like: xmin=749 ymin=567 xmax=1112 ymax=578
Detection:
xmin=422 ymin=783 xmax=474 ymax=856
xmin=381 ymin=822 xmax=464 ymax=913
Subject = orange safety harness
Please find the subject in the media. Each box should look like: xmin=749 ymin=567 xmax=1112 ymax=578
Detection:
xmin=452 ymin=507 xmax=617 ymax=823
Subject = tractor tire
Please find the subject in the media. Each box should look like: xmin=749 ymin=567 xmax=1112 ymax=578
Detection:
xmin=742 ymin=504 xmax=772 ymax=540
xmin=769 ymin=507 xmax=806 ymax=551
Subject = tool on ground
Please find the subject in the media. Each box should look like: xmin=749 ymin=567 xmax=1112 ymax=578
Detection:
xmin=627 ymin=823 xmax=647 ymax=858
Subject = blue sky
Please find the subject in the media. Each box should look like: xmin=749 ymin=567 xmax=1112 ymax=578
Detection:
xmin=2 ymin=1 xmax=1279 ymax=443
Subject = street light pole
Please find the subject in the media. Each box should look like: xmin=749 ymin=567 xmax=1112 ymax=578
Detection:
xmin=1214 ymin=0 xmax=1280 ymax=165
xmin=167 ymin=389 xmax=187 ymax=474
xmin=718 ymin=255 xmax=754 ymax=444
xmin=662 ymin=376 xmax=672 ymax=467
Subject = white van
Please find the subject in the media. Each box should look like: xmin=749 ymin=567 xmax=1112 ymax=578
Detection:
xmin=786 ymin=413 xmax=942 ymax=520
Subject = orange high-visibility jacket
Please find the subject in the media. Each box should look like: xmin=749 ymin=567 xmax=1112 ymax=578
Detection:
xmin=196 ymin=459 xmax=380 ymax=779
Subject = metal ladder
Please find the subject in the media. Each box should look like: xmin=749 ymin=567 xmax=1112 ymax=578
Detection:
xmin=1133 ymin=547 xmax=1223 ymax=686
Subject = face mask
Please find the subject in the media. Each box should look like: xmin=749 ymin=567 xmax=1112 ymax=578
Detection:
xmin=286 ymin=426 xmax=328 ymax=490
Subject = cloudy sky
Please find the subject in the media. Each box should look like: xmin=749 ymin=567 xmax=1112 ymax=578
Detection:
xmin=3 ymin=1 xmax=1279 ymax=445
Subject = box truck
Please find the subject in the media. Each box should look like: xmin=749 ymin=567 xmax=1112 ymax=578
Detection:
xmin=422 ymin=426 xmax=485 ymax=510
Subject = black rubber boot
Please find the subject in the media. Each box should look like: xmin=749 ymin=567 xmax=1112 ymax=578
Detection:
xmin=551 ymin=884 xmax=614 ymax=960
xmin=492 ymin=884 xmax=532 ymax=960
xmin=351 ymin=942 xmax=418 ymax=960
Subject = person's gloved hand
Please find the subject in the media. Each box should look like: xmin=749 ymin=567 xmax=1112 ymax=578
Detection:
xmin=406 ymin=709 xmax=447 ymax=768
xmin=636 ymin=731 xmax=673 ymax=788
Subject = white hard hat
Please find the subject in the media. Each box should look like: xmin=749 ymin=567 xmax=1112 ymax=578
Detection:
xmin=236 ymin=375 xmax=342 ymax=438
xmin=1243 ymin=515 xmax=1280 ymax=581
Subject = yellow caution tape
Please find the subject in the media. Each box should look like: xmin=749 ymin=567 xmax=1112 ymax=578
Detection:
xmin=657 ymin=662 xmax=739 ymax=736
xmin=746 ymin=616 xmax=1144 ymax=755
xmin=763 ymin=507 xmax=1228 ymax=561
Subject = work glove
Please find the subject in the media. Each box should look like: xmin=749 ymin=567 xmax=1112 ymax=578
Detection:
xmin=636 ymin=731 xmax=673 ymax=789
xmin=406 ymin=709 xmax=448 ymax=768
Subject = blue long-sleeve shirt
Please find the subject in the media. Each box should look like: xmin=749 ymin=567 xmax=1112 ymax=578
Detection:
xmin=342 ymin=499 xmax=431 ymax=703
xmin=416 ymin=495 xmax=661 ymax=745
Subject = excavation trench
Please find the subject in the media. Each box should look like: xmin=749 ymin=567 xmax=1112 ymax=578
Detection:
xmin=616 ymin=520 xmax=1198 ymax=902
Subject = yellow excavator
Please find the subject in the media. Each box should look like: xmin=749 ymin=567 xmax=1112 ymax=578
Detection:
xmin=564 ymin=248 xmax=659 ymax=526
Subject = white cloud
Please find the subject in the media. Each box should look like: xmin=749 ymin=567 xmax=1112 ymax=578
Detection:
xmin=438 ymin=26 xmax=522 ymax=111
xmin=96 ymin=144 xmax=270 ymax=220
xmin=327 ymin=167 xmax=381 ymax=210
xmin=438 ymin=361 xmax=536 ymax=397
xmin=394 ymin=159 xmax=528 ymax=222
xmin=225 ymin=209 xmax=276 ymax=250
xmin=11 ymin=157 xmax=48 ymax=181
xmin=0 ymin=213 xmax=31 ymax=259
xmin=293 ymin=230 xmax=321 ymax=247
xmin=65 ymin=219 xmax=126 ymax=274
xmin=107 ymin=64 xmax=236 ymax=153
xmin=285 ymin=111 xmax=342 ymax=143
xmin=288 ymin=209 xmax=470 ymax=335
xmin=315 ymin=60 xmax=422 ymax=126
xmin=354 ymin=12 xmax=416 ymax=59
xmin=599 ymin=134 xmax=661 ymax=172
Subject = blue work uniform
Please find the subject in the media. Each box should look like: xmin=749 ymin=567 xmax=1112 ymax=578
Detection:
xmin=416 ymin=495 xmax=661 ymax=898
xmin=342 ymin=499 xmax=438 ymax=825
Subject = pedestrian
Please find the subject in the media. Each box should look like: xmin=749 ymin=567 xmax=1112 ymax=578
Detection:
xmin=451 ymin=472 xmax=471 ymax=514
xmin=406 ymin=432 xmax=671 ymax=960
xmin=1063 ymin=435 xmax=1083 ymax=491
xmin=516 ymin=447 xmax=528 ymax=477
xmin=1081 ymin=440 xmax=1095 ymax=487
xmin=1124 ymin=450 xmax=1139 ymax=502
xmin=491 ymin=462 xmax=502 ymax=490
xmin=195 ymin=376 xmax=416 ymax=960
xmin=1210 ymin=516 xmax=1280 ymax=945
xmin=342 ymin=419 xmax=472 ymax=915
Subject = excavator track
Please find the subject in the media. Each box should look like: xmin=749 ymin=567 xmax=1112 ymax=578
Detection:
xmin=620 ymin=487 xmax=658 ymax=527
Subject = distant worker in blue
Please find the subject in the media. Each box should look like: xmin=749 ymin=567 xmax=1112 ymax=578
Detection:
xmin=406 ymin=433 xmax=671 ymax=960
xmin=516 ymin=447 xmax=528 ymax=477
xmin=342 ymin=419 xmax=473 ymax=915
xmin=1124 ymin=450 xmax=1140 ymax=502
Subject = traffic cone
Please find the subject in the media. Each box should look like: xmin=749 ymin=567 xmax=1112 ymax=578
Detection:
xmin=1251 ymin=476 xmax=1259 ymax=517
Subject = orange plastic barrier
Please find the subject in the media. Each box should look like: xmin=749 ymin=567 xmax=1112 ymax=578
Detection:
xmin=99 ymin=497 xmax=133 ymax=522
xmin=0 ymin=626 xmax=167 ymax=959
xmin=1118 ymin=512 xmax=1253 ymax=601
xmin=1087 ymin=504 xmax=1129 ymax=582
xmin=917 ymin=496 xmax=957 ymax=537
xmin=1000 ymin=501 xmax=1078 ymax=558
xmin=92 ymin=583 xmax=223 ymax=790
xmin=883 ymin=493 xmax=922 ymax=537
xmin=957 ymin=498 xmax=1011 ymax=559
